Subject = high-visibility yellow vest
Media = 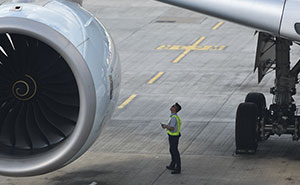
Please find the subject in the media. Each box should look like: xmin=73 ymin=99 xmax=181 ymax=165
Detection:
xmin=167 ymin=115 xmax=182 ymax=136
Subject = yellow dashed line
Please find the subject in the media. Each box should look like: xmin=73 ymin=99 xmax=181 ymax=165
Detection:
xmin=212 ymin=21 xmax=224 ymax=30
xmin=118 ymin=94 xmax=137 ymax=109
xmin=148 ymin=72 xmax=164 ymax=84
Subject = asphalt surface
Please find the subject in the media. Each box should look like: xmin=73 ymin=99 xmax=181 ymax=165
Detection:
xmin=2 ymin=0 xmax=300 ymax=185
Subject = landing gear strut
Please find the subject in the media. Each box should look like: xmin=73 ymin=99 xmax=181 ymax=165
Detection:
xmin=235 ymin=33 xmax=300 ymax=154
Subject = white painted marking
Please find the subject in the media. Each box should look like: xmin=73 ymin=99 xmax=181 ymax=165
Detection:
xmin=0 ymin=46 xmax=8 ymax=57
xmin=6 ymin=33 xmax=15 ymax=50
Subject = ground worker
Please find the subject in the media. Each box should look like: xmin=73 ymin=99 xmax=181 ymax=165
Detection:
xmin=161 ymin=103 xmax=182 ymax=174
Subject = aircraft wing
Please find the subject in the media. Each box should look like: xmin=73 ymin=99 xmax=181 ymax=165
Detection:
xmin=155 ymin=0 xmax=300 ymax=42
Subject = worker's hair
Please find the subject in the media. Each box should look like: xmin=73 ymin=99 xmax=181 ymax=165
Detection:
xmin=175 ymin=103 xmax=181 ymax=112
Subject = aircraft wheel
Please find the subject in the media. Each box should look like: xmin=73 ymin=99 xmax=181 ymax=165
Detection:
xmin=235 ymin=102 xmax=259 ymax=154
xmin=245 ymin=92 xmax=266 ymax=117
xmin=245 ymin=92 xmax=266 ymax=141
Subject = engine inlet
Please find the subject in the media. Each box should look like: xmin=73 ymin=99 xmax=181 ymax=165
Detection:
xmin=0 ymin=33 xmax=79 ymax=154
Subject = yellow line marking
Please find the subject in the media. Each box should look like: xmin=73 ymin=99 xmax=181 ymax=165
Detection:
xmin=172 ymin=50 xmax=189 ymax=64
xmin=212 ymin=21 xmax=224 ymax=30
xmin=157 ymin=36 xmax=226 ymax=63
xmin=148 ymin=72 xmax=164 ymax=84
xmin=157 ymin=45 xmax=169 ymax=50
xmin=172 ymin=36 xmax=206 ymax=63
xmin=157 ymin=45 xmax=226 ymax=51
xmin=192 ymin=36 xmax=206 ymax=46
xmin=218 ymin=45 xmax=226 ymax=50
xmin=118 ymin=94 xmax=137 ymax=109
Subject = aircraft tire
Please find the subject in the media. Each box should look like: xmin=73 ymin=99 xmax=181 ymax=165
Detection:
xmin=235 ymin=102 xmax=259 ymax=154
xmin=245 ymin=92 xmax=266 ymax=118
xmin=245 ymin=92 xmax=266 ymax=141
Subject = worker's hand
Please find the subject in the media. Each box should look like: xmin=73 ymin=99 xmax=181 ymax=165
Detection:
xmin=161 ymin=124 xmax=167 ymax=129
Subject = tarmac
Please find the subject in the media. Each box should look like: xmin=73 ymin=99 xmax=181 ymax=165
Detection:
xmin=2 ymin=0 xmax=300 ymax=184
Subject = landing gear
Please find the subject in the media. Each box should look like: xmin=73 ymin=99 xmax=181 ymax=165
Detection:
xmin=235 ymin=33 xmax=300 ymax=154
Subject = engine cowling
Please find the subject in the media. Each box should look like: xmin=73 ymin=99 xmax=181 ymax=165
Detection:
xmin=0 ymin=0 xmax=120 ymax=176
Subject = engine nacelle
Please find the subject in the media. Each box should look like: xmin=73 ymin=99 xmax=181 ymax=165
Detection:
xmin=0 ymin=0 xmax=120 ymax=176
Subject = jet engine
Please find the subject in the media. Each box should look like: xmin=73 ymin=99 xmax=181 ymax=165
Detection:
xmin=0 ymin=0 xmax=120 ymax=176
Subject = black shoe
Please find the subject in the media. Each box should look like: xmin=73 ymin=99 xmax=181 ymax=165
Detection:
xmin=171 ymin=169 xmax=181 ymax=174
xmin=166 ymin=165 xmax=175 ymax=170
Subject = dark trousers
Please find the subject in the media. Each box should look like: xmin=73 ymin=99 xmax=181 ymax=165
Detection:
xmin=168 ymin=134 xmax=181 ymax=170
